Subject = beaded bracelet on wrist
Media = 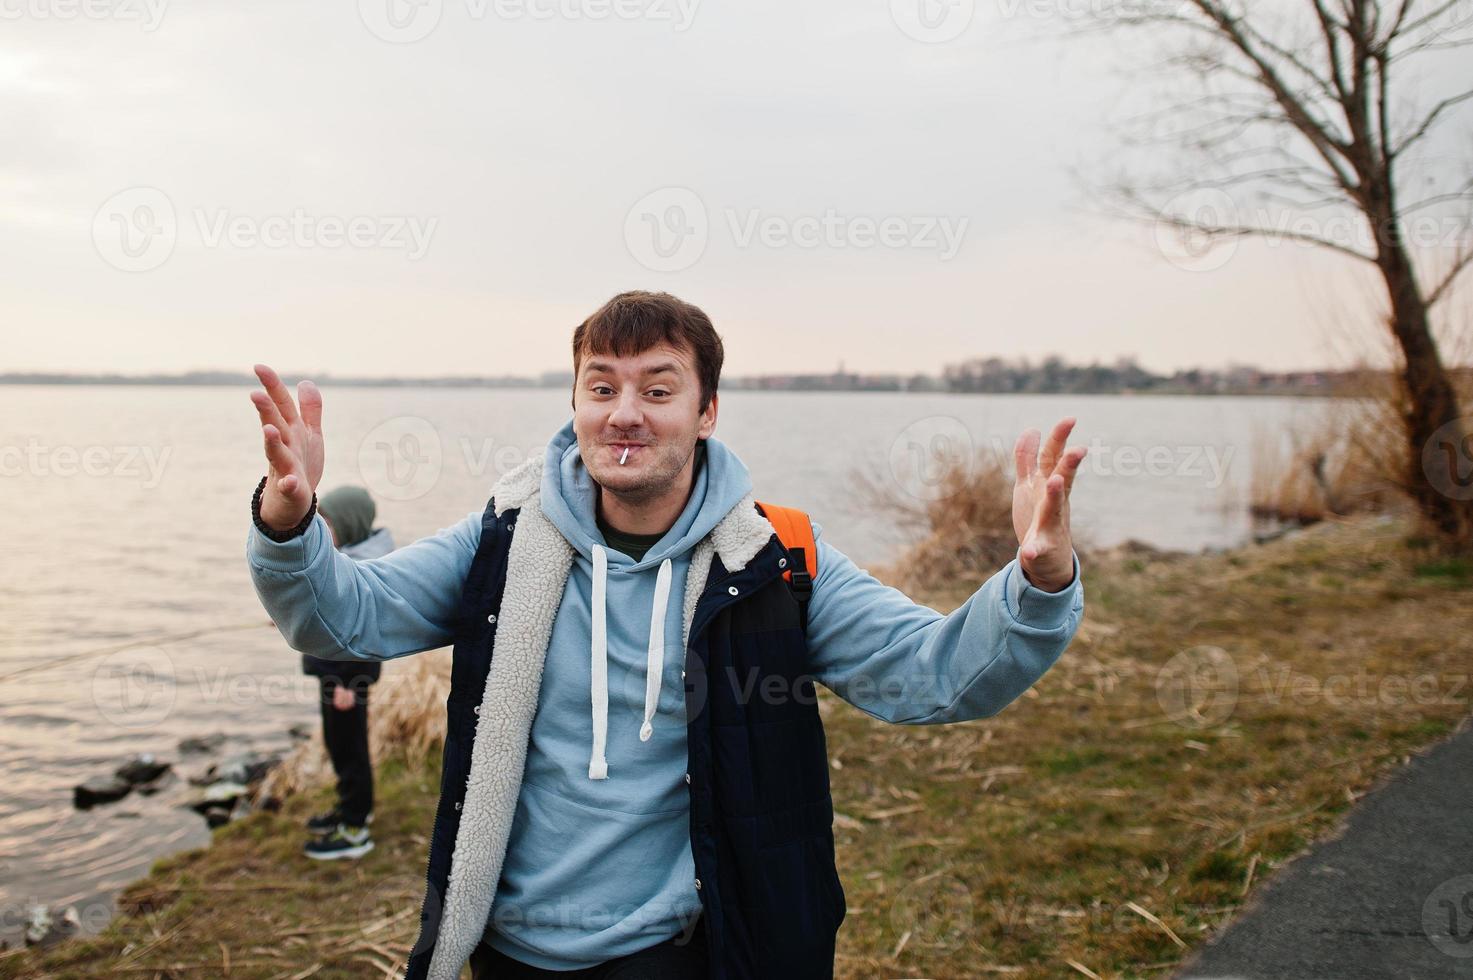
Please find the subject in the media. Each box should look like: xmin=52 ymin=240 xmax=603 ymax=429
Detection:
xmin=252 ymin=474 xmax=317 ymax=542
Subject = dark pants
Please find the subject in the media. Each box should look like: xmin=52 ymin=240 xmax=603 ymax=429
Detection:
xmin=318 ymin=676 xmax=373 ymax=825
xmin=469 ymin=915 xmax=707 ymax=980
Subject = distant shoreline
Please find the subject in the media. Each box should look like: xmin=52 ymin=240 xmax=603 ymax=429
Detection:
xmin=0 ymin=372 xmax=1394 ymax=398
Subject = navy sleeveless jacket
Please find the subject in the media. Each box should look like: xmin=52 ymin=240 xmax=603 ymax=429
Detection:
xmin=402 ymin=495 xmax=845 ymax=979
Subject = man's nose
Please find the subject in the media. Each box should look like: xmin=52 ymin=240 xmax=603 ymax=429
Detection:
xmin=608 ymin=391 xmax=643 ymax=428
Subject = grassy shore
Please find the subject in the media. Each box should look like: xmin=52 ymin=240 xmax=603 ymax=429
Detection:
xmin=5 ymin=514 xmax=1470 ymax=979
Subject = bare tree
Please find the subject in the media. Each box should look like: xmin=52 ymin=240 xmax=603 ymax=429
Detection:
xmin=1086 ymin=0 xmax=1473 ymax=546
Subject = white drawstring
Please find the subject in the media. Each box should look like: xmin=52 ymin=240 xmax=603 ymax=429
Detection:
xmin=641 ymin=558 xmax=673 ymax=742
xmin=589 ymin=545 xmax=609 ymax=780
xmin=589 ymin=545 xmax=675 ymax=779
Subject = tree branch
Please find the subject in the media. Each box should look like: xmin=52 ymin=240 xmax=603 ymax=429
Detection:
xmin=1151 ymin=210 xmax=1378 ymax=262
xmin=1391 ymin=88 xmax=1473 ymax=157
xmin=1425 ymin=245 xmax=1473 ymax=306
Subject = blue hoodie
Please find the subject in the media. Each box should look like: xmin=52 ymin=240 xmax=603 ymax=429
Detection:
xmin=245 ymin=418 xmax=1083 ymax=970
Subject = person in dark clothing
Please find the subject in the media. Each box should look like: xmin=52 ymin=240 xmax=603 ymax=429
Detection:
xmin=301 ymin=485 xmax=395 ymax=860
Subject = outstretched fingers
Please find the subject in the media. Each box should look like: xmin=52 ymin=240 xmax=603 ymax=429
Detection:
xmin=1053 ymin=445 xmax=1088 ymax=494
xmin=297 ymin=379 xmax=323 ymax=432
xmin=1033 ymin=473 xmax=1067 ymax=535
xmin=254 ymin=363 xmax=300 ymax=427
xmin=250 ymin=389 xmax=287 ymax=433
xmin=261 ymin=423 xmax=300 ymax=493
xmin=1014 ymin=428 xmax=1041 ymax=482
xmin=1038 ymin=416 xmax=1076 ymax=475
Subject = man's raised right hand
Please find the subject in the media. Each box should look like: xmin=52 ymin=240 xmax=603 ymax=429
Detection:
xmin=250 ymin=364 xmax=325 ymax=532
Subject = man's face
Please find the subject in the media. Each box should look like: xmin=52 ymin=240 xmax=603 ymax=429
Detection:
xmin=573 ymin=342 xmax=717 ymax=503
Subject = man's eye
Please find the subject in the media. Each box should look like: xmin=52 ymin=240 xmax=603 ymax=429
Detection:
xmin=593 ymin=385 xmax=614 ymax=395
xmin=648 ymin=389 xmax=671 ymax=398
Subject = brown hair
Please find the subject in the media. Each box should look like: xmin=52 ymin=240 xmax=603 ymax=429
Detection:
xmin=571 ymin=291 xmax=724 ymax=412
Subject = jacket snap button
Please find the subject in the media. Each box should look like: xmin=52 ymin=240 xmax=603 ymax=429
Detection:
xmin=694 ymin=878 xmax=702 ymax=890
xmin=507 ymin=521 xmax=515 ymax=530
xmin=486 ymin=613 xmax=497 ymax=624
xmin=684 ymin=772 xmax=691 ymax=785
xmin=454 ymin=800 xmax=462 ymax=811
xmin=473 ymin=704 xmax=480 ymax=715
xmin=727 ymin=586 xmax=739 ymax=596
xmin=778 ymin=557 xmax=787 ymax=568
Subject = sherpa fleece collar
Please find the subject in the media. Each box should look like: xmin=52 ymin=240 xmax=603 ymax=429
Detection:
xmin=423 ymin=454 xmax=775 ymax=979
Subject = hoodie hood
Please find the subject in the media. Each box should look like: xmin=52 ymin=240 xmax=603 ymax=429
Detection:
xmin=538 ymin=417 xmax=754 ymax=779
xmin=317 ymin=485 xmax=376 ymax=549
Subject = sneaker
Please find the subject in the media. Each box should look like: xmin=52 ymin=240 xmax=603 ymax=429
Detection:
xmin=304 ymin=808 xmax=342 ymax=834
xmin=304 ymin=823 xmax=374 ymax=861
xmin=305 ymin=809 xmax=372 ymax=834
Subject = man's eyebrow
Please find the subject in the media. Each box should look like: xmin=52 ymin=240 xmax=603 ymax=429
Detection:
xmin=583 ymin=360 xmax=684 ymax=377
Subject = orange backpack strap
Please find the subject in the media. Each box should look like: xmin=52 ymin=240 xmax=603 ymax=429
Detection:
xmin=753 ymin=501 xmax=817 ymax=629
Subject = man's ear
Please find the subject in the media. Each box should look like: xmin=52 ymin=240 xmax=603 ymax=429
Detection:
xmin=697 ymin=393 xmax=718 ymax=440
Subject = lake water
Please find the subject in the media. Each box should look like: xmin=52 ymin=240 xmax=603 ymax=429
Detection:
xmin=0 ymin=385 xmax=1331 ymax=945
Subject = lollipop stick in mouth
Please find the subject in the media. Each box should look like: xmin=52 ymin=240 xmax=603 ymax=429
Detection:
xmin=620 ymin=446 xmax=630 ymax=465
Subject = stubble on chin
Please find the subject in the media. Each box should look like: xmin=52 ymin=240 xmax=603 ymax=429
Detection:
xmin=586 ymin=443 xmax=691 ymax=505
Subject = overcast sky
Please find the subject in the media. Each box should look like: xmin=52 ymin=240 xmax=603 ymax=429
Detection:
xmin=3 ymin=0 xmax=1468 ymax=377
